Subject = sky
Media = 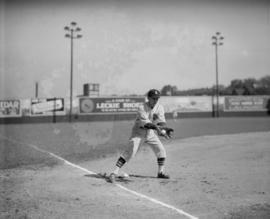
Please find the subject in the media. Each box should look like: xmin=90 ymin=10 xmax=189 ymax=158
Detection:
xmin=0 ymin=0 xmax=270 ymax=98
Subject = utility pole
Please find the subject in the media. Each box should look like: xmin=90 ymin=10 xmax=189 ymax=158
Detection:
xmin=64 ymin=22 xmax=82 ymax=122
xmin=211 ymin=32 xmax=224 ymax=117
xmin=35 ymin=81 xmax=39 ymax=98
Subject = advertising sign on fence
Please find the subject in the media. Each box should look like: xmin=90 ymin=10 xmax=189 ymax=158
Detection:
xmin=79 ymin=97 xmax=145 ymax=114
xmin=160 ymin=96 xmax=213 ymax=113
xmin=0 ymin=100 xmax=21 ymax=117
xmin=224 ymin=96 xmax=270 ymax=111
xmin=31 ymin=98 xmax=65 ymax=116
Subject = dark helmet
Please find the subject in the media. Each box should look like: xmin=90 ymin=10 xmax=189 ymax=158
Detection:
xmin=147 ymin=89 xmax=161 ymax=98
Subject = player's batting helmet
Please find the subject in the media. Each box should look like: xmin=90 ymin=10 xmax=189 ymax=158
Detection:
xmin=147 ymin=89 xmax=161 ymax=98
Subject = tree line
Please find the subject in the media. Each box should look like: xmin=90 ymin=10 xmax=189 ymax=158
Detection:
xmin=161 ymin=75 xmax=270 ymax=96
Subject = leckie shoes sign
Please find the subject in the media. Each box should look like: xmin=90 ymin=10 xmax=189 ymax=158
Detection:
xmin=79 ymin=97 xmax=145 ymax=114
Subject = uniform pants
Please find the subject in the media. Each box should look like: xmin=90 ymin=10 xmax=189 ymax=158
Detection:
xmin=121 ymin=130 xmax=166 ymax=162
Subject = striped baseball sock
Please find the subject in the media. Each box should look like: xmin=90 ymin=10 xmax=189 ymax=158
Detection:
xmin=116 ymin=156 xmax=126 ymax=167
xmin=113 ymin=156 xmax=126 ymax=175
xmin=157 ymin=157 xmax=165 ymax=173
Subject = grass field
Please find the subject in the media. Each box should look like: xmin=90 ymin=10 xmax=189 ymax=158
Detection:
xmin=1 ymin=117 xmax=270 ymax=168
xmin=0 ymin=117 xmax=270 ymax=218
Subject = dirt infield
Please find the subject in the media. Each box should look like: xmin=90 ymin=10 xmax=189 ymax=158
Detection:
xmin=1 ymin=131 xmax=270 ymax=219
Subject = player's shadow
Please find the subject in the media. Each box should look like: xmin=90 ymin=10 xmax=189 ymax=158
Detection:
xmin=84 ymin=173 xmax=105 ymax=179
xmin=129 ymin=174 xmax=157 ymax=179
xmin=84 ymin=173 xmax=133 ymax=183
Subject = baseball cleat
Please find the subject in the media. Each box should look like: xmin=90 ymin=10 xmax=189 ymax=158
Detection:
xmin=108 ymin=173 xmax=116 ymax=183
xmin=119 ymin=172 xmax=130 ymax=179
xmin=157 ymin=172 xmax=170 ymax=179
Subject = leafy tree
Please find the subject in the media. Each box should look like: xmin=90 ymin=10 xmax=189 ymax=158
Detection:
xmin=160 ymin=75 xmax=270 ymax=96
xmin=257 ymin=75 xmax=270 ymax=94
xmin=161 ymin=85 xmax=178 ymax=96
xmin=242 ymin=78 xmax=256 ymax=95
xmin=230 ymin=79 xmax=244 ymax=95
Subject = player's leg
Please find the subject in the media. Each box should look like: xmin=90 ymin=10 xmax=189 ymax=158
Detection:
xmin=146 ymin=133 xmax=170 ymax=179
xmin=108 ymin=137 xmax=141 ymax=182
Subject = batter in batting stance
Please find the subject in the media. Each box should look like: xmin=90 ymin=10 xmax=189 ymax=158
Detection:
xmin=108 ymin=89 xmax=173 ymax=183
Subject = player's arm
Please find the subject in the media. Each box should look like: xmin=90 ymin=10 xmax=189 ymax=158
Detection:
xmin=144 ymin=123 xmax=173 ymax=139
xmin=155 ymin=111 xmax=174 ymax=138
xmin=145 ymin=121 xmax=174 ymax=139
xmin=144 ymin=122 xmax=160 ymax=130
xmin=157 ymin=122 xmax=167 ymax=127
xmin=143 ymin=122 xmax=165 ymax=137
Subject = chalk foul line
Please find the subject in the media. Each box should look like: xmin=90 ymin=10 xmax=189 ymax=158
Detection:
xmin=1 ymin=135 xmax=199 ymax=219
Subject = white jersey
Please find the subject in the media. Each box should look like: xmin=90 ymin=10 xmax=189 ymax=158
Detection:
xmin=131 ymin=101 xmax=166 ymax=138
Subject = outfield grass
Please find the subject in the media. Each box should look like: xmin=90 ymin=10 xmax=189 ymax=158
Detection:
xmin=0 ymin=117 xmax=269 ymax=169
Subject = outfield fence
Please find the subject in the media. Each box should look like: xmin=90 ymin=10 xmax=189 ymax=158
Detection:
xmin=0 ymin=95 xmax=269 ymax=124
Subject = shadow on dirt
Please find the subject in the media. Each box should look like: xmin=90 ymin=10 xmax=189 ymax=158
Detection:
xmin=129 ymin=174 xmax=157 ymax=179
xmin=84 ymin=173 xmax=133 ymax=184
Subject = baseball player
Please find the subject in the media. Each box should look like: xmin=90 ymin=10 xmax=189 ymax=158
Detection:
xmin=108 ymin=89 xmax=173 ymax=183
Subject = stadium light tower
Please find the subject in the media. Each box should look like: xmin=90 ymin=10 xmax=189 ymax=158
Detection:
xmin=64 ymin=22 xmax=82 ymax=122
xmin=211 ymin=32 xmax=224 ymax=118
